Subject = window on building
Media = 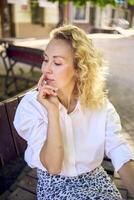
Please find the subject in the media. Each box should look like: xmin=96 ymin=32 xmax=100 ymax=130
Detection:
xmin=72 ymin=3 xmax=89 ymax=23
xmin=30 ymin=0 xmax=44 ymax=25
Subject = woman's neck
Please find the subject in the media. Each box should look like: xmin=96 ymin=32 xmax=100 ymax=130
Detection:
xmin=57 ymin=84 xmax=78 ymax=113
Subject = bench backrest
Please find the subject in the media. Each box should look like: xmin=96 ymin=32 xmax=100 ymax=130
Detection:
xmin=6 ymin=44 xmax=44 ymax=68
xmin=1 ymin=44 xmax=43 ymax=96
xmin=0 ymin=93 xmax=27 ymax=167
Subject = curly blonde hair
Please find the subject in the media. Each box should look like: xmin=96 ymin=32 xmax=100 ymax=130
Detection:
xmin=50 ymin=24 xmax=108 ymax=109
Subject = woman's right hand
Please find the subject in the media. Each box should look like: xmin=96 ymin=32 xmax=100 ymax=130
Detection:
xmin=37 ymin=75 xmax=59 ymax=113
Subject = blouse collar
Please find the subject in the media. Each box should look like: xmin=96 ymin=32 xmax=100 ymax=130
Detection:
xmin=59 ymin=100 xmax=81 ymax=115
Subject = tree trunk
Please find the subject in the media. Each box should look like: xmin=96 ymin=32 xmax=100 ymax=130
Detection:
xmin=99 ymin=8 xmax=103 ymax=27
xmin=0 ymin=0 xmax=11 ymax=37
xmin=128 ymin=5 xmax=134 ymax=27
xmin=89 ymin=5 xmax=96 ymax=26
xmin=56 ymin=3 xmax=66 ymax=27
xmin=111 ymin=8 xmax=115 ymax=19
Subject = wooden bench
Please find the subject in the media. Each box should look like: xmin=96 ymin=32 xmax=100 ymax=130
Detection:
xmin=0 ymin=90 xmax=27 ymax=167
xmin=0 ymin=89 xmax=133 ymax=200
xmin=0 ymin=44 xmax=43 ymax=96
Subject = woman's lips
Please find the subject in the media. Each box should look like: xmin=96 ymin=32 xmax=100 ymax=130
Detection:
xmin=44 ymin=78 xmax=55 ymax=84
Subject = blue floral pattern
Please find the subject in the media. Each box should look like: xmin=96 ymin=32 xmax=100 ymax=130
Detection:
xmin=36 ymin=166 xmax=123 ymax=200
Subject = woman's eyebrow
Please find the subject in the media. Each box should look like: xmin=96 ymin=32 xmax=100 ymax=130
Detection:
xmin=53 ymin=56 xmax=65 ymax=59
xmin=43 ymin=52 xmax=65 ymax=59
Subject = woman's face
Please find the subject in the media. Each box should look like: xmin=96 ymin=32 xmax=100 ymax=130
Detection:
xmin=41 ymin=39 xmax=77 ymax=90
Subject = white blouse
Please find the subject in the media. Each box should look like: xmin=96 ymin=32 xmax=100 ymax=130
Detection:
xmin=13 ymin=90 xmax=134 ymax=176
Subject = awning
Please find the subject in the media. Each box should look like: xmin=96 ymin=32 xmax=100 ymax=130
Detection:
xmin=38 ymin=0 xmax=57 ymax=8
xmin=7 ymin=0 xmax=57 ymax=8
xmin=7 ymin=0 xmax=28 ymax=5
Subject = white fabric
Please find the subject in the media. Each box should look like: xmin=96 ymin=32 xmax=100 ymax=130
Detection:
xmin=13 ymin=90 xmax=134 ymax=176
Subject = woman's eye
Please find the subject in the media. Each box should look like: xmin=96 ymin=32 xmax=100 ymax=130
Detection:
xmin=55 ymin=63 xmax=61 ymax=66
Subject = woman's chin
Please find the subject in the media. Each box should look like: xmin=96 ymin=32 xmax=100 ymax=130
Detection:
xmin=47 ymin=80 xmax=56 ymax=86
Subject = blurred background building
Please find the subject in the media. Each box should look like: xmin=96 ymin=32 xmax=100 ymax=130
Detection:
xmin=0 ymin=0 xmax=134 ymax=38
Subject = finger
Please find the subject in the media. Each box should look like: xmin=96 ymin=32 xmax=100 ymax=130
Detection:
xmin=41 ymin=85 xmax=58 ymax=92
xmin=37 ymin=75 xmax=46 ymax=90
xmin=37 ymin=78 xmax=43 ymax=91
xmin=40 ymin=88 xmax=57 ymax=98
xmin=38 ymin=75 xmax=44 ymax=89
xmin=49 ymin=90 xmax=58 ymax=96
xmin=43 ymin=89 xmax=58 ymax=97
xmin=38 ymin=74 xmax=44 ymax=85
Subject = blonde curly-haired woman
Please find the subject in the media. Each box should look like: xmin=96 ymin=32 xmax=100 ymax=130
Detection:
xmin=14 ymin=25 xmax=134 ymax=200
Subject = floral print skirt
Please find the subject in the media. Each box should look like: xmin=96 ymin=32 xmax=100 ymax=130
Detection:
xmin=36 ymin=165 xmax=123 ymax=200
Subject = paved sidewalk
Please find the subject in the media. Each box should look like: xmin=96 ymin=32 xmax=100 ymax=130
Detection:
xmin=91 ymin=33 xmax=134 ymax=150
xmin=108 ymin=78 xmax=134 ymax=151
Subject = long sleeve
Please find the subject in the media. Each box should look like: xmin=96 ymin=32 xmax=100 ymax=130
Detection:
xmin=13 ymin=91 xmax=48 ymax=171
xmin=105 ymin=101 xmax=134 ymax=172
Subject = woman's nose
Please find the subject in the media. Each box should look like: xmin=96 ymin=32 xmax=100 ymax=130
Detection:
xmin=41 ymin=62 xmax=53 ymax=74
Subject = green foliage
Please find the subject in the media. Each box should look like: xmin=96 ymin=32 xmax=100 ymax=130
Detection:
xmin=85 ymin=0 xmax=116 ymax=8
xmin=73 ymin=0 xmax=91 ymax=6
xmin=128 ymin=0 xmax=134 ymax=6
xmin=47 ymin=0 xmax=134 ymax=7
xmin=47 ymin=0 xmax=117 ymax=7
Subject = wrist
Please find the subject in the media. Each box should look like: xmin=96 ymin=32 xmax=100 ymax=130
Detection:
xmin=48 ymin=107 xmax=59 ymax=116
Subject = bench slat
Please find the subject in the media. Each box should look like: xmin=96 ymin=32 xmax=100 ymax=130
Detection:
xmin=5 ymin=97 xmax=27 ymax=156
xmin=28 ymin=169 xmax=37 ymax=179
xmin=7 ymin=188 xmax=36 ymax=200
xmin=0 ymin=103 xmax=17 ymax=166
xmin=17 ymin=176 xmax=37 ymax=194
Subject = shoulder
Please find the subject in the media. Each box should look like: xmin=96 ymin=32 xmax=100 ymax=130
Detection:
xmin=101 ymin=98 xmax=117 ymax=113
xmin=14 ymin=90 xmax=48 ymax=141
xmin=104 ymin=98 xmax=121 ymax=126
xmin=105 ymin=98 xmax=119 ymax=115
xmin=81 ymin=98 xmax=113 ymax=120
xmin=17 ymin=90 xmax=47 ymax=117
xmin=95 ymin=98 xmax=113 ymax=114
xmin=94 ymin=98 xmax=119 ymax=119
xmin=21 ymin=90 xmax=38 ymax=103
